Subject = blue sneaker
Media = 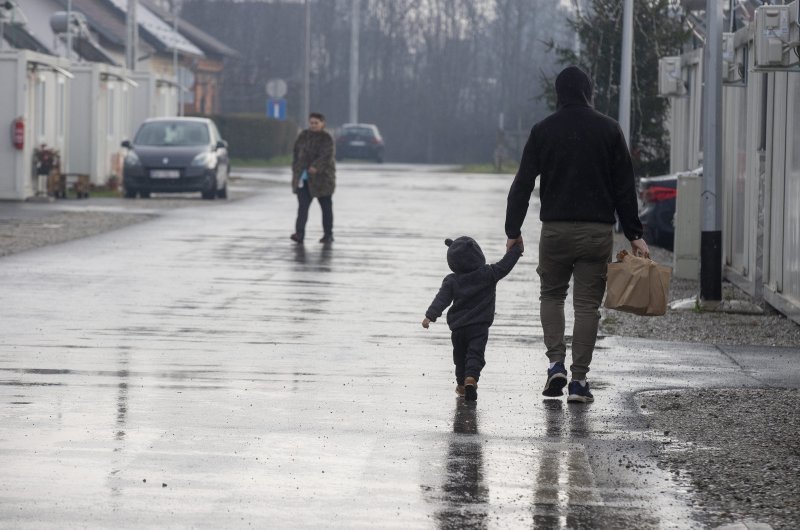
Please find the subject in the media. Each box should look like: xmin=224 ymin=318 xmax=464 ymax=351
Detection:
xmin=542 ymin=362 xmax=568 ymax=397
xmin=567 ymin=381 xmax=594 ymax=403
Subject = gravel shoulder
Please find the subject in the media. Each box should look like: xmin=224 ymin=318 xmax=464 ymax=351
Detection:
xmin=0 ymin=176 xmax=280 ymax=258
xmin=606 ymin=234 xmax=800 ymax=529
xmin=637 ymin=389 xmax=800 ymax=530
xmin=0 ymin=210 xmax=155 ymax=257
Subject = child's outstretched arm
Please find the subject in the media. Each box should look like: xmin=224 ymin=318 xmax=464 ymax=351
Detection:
xmin=490 ymin=243 xmax=523 ymax=281
xmin=423 ymin=276 xmax=455 ymax=328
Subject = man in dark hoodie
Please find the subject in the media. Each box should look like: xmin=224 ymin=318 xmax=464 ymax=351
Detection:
xmin=422 ymin=237 xmax=523 ymax=401
xmin=505 ymin=66 xmax=649 ymax=404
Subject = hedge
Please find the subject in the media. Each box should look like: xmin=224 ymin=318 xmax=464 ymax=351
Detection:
xmin=192 ymin=113 xmax=298 ymax=160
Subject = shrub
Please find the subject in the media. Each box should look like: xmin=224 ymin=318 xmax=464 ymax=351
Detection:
xmin=193 ymin=113 xmax=298 ymax=160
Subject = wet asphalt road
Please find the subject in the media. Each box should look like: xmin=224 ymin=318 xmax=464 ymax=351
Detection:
xmin=1 ymin=164 xmax=798 ymax=529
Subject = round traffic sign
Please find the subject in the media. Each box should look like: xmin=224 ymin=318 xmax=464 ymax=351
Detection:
xmin=266 ymin=78 xmax=288 ymax=98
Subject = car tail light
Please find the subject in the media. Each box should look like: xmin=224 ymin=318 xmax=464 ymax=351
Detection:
xmin=644 ymin=186 xmax=677 ymax=203
xmin=369 ymin=137 xmax=382 ymax=145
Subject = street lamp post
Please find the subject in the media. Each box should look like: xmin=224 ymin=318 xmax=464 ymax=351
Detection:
xmin=126 ymin=0 xmax=137 ymax=70
xmin=66 ymin=0 xmax=73 ymax=60
xmin=619 ymin=0 xmax=633 ymax=146
xmin=173 ymin=0 xmax=183 ymax=116
xmin=302 ymin=0 xmax=310 ymax=124
xmin=349 ymin=0 xmax=359 ymax=124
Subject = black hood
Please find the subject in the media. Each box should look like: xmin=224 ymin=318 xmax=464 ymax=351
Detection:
xmin=555 ymin=66 xmax=593 ymax=109
xmin=445 ymin=237 xmax=486 ymax=274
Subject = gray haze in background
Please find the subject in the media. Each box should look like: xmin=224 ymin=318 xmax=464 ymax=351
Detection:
xmin=182 ymin=0 xmax=580 ymax=163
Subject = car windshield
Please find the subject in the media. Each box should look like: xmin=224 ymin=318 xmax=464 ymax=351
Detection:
xmin=135 ymin=121 xmax=210 ymax=146
xmin=341 ymin=126 xmax=376 ymax=138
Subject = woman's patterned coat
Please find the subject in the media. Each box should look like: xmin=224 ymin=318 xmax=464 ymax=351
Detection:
xmin=291 ymin=130 xmax=336 ymax=198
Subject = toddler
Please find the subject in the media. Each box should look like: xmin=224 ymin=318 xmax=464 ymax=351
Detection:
xmin=422 ymin=237 xmax=522 ymax=401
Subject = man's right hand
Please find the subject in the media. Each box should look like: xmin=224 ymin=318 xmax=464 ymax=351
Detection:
xmin=631 ymin=238 xmax=650 ymax=259
xmin=507 ymin=236 xmax=524 ymax=253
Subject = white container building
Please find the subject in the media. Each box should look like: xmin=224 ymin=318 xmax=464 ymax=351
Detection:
xmin=68 ymin=62 xmax=135 ymax=186
xmin=0 ymin=49 xmax=71 ymax=200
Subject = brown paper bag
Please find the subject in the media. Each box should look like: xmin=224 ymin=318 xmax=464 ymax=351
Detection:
xmin=604 ymin=250 xmax=672 ymax=316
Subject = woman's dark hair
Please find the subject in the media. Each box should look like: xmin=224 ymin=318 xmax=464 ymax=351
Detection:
xmin=309 ymin=112 xmax=326 ymax=122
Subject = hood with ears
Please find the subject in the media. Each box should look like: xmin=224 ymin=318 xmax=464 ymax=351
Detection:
xmin=445 ymin=236 xmax=486 ymax=274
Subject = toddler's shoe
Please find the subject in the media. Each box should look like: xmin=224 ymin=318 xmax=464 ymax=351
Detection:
xmin=542 ymin=361 xmax=568 ymax=397
xmin=464 ymin=376 xmax=478 ymax=402
xmin=455 ymin=381 xmax=478 ymax=397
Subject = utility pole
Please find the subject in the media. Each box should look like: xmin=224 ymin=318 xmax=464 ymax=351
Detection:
xmin=302 ymin=0 xmax=310 ymax=124
xmin=66 ymin=0 xmax=73 ymax=60
xmin=125 ymin=0 xmax=137 ymax=70
xmin=700 ymin=0 xmax=723 ymax=302
xmin=0 ymin=2 xmax=9 ymax=52
xmin=348 ymin=0 xmax=359 ymax=124
xmin=173 ymin=0 xmax=183 ymax=116
xmin=618 ymin=0 xmax=633 ymax=146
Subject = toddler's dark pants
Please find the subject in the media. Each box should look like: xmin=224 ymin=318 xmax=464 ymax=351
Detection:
xmin=451 ymin=324 xmax=489 ymax=384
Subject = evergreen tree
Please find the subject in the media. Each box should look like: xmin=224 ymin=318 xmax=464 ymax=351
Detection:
xmin=542 ymin=0 xmax=689 ymax=176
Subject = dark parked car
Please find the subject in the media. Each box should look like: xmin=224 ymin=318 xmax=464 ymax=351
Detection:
xmin=122 ymin=117 xmax=230 ymax=200
xmin=638 ymin=173 xmax=677 ymax=250
xmin=335 ymin=123 xmax=384 ymax=163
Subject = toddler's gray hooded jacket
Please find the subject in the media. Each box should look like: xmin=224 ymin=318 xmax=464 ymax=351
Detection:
xmin=425 ymin=236 xmax=522 ymax=330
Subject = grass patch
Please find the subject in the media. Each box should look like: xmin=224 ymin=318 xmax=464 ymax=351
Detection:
xmin=458 ymin=162 xmax=518 ymax=174
xmin=231 ymin=155 xmax=292 ymax=168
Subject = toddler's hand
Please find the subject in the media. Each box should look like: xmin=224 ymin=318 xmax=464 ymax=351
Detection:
xmin=422 ymin=318 xmax=430 ymax=329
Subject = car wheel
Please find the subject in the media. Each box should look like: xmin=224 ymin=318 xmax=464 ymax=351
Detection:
xmin=139 ymin=190 xmax=151 ymax=199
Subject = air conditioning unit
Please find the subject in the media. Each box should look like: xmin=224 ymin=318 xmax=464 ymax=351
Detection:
xmin=658 ymin=56 xmax=684 ymax=97
xmin=722 ymin=33 xmax=744 ymax=85
xmin=754 ymin=5 xmax=791 ymax=68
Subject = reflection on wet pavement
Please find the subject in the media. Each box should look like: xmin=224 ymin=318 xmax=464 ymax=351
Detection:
xmin=435 ymin=402 xmax=487 ymax=529
xmin=0 ymin=167 xmax=704 ymax=527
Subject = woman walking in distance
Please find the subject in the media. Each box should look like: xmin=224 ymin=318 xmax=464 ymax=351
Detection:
xmin=291 ymin=112 xmax=336 ymax=244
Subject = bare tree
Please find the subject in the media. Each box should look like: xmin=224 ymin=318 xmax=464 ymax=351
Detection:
xmin=182 ymin=0 xmax=576 ymax=163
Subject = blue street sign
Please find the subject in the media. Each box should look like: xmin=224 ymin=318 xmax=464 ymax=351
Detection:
xmin=267 ymin=98 xmax=287 ymax=120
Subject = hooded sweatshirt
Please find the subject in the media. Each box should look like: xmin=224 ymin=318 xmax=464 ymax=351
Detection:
xmin=425 ymin=237 xmax=522 ymax=330
xmin=505 ymin=66 xmax=643 ymax=241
